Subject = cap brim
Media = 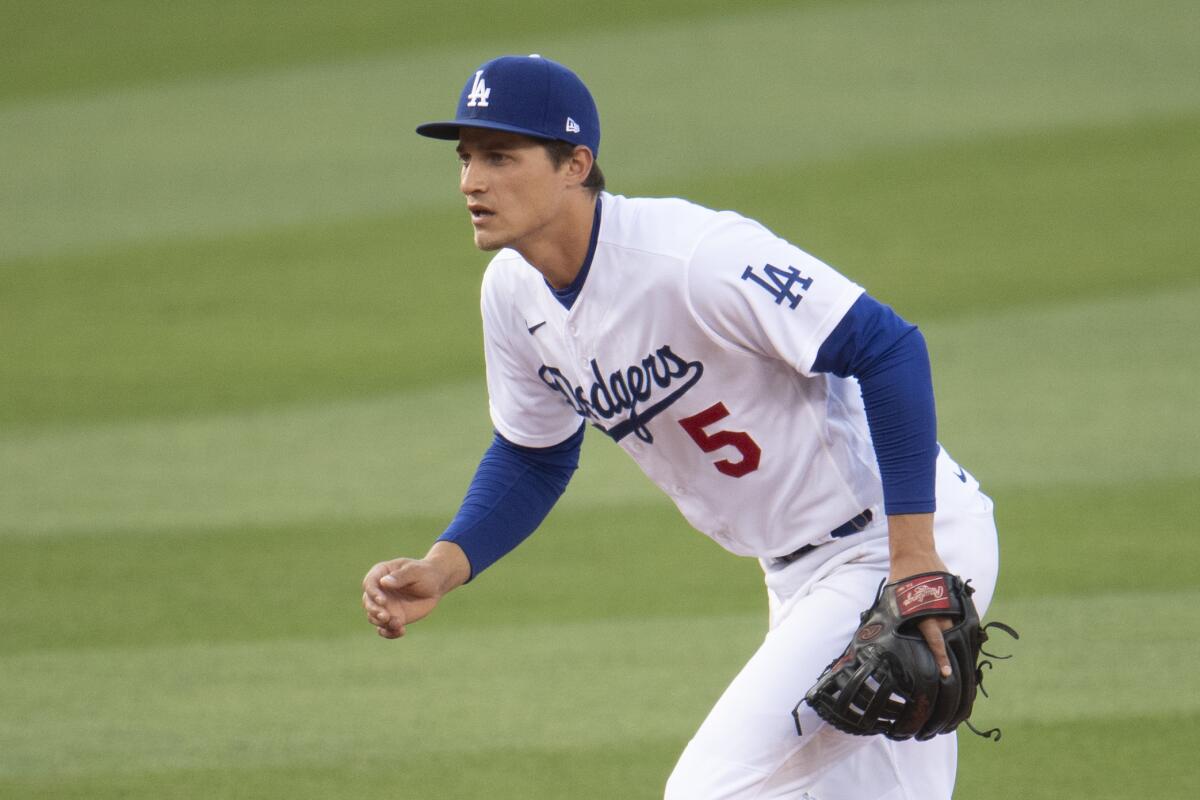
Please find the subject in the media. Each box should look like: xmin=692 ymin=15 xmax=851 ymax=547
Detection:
xmin=415 ymin=119 xmax=557 ymax=142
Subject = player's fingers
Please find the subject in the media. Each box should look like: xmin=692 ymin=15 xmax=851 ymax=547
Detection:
xmin=362 ymin=562 xmax=388 ymax=588
xmin=919 ymin=617 xmax=953 ymax=678
xmin=381 ymin=560 xmax=426 ymax=593
xmin=376 ymin=622 xmax=405 ymax=639
xmin=363 ymin=592 xmax=390 ymax=625
xmin=380 ymin=565 xmax=409 ymax=590
xmin=362 ymin=590 xmax=383 ymax=615
xmin=362 ymin=564 xmax=392 ymax=604
xmin=366 ymin=559 xmax=417 ymax=603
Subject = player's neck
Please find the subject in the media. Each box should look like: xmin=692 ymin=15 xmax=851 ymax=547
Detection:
xmin=515 ymin=192 xmax=597 ymax=290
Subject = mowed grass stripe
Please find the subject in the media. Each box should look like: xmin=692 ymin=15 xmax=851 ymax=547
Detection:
xmin=8 ymin=718 xmax=1197 ymax=800
xmin=689 ymin=112 xmax=1200 ymax=321
xmin=3 ymin=0 xmax=1196 ymax=262
xmin=990 ymin=477 xmax=1200 ymax=600
xmin=0 ymin=740 xmax=683 ymax=800
xmin=0 ymin=502 xmax=761 ymax=656
xmin=927 ymin=283 xmax=1200 ymax=489
xmin=4 ymin=285 xmax=1196 ymax=537
xmin=0 ymin=0 xmax=803 ymax=103
xmin=0 ymin=380 xmax=499 ymax=537
xmin=957 ymin=714 xmax=1200 ymax=800
xmin=0 ymin=615 xmax=759 ymax=777
xmin=4 ymin=475 xmax=1195 ymax=656
xmin=0 ymin=207 xmax=485 ymax=430
xmin=2 ymin=590 xmax=1196 ymax=779
xmin=5 ymin=110 xmax=1195 ymax=432
xmin=5 ymin=721 xmax=1192 ymax=800
xmin=979 ymin=589 xmax=1200 ymax=726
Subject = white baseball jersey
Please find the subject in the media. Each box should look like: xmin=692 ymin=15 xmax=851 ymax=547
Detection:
xmin=481 ymin=192 xmax=885 ymax=559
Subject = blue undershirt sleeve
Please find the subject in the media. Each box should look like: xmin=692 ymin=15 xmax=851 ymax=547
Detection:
xmin=812 ymin=293 xmax=938 ymax=515
xmin=436 ymin=423 xmax=584 ymax=581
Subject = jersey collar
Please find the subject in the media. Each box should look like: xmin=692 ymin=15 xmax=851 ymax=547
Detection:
xmin=546 ymin=194 xmax=602 ymax=310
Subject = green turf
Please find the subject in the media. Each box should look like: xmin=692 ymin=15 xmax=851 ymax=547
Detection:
xmin=0 ymin=209 xmax=482 ymax=428
xmin=957 ymin=714 xmax=1200 ymax=800
xmin=3 ymin=0 xmax=1198 ymax=797
xmin=0 ymin=0 xmax=809 ymax=102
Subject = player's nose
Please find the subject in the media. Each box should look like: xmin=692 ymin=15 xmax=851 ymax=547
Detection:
xmin=459 ymin=161 xmax=485 ymax=196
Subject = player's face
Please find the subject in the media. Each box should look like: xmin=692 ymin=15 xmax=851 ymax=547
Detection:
xmin=456 ymin=128 xmax=573 ymax=253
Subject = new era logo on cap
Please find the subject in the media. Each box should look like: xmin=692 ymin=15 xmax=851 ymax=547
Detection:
xmin=415 ymin=54 xmax=601 ymax=157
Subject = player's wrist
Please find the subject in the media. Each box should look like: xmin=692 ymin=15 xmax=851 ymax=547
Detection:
xmin=424 ymin=540 xmax=472 ymax=594
xmin=885 ymin=512 xmax=946 ymax=581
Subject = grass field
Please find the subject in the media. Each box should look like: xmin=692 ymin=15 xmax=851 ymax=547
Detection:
xmin=3 ymin=1 xmax=1199 ymax=797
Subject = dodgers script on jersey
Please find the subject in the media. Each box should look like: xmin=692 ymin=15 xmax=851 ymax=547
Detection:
xmin=482 ymin=193 xmax=885 ymax=559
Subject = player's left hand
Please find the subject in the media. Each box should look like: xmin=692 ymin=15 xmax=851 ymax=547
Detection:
xmin=885 ymin=513 xmax=953 ymax=677
xmin=889 ymin=558 xmax=954 ymax=678
xmin=802 ymin=571 xmax=997 ymax=741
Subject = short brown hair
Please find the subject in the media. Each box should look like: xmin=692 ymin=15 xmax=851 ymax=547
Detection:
xmin=543 ymin=140 xmax=606 ymax=194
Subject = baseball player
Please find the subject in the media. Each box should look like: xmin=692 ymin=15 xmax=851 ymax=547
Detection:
xmin=362 ymin=55 xmax=1001 ymax=799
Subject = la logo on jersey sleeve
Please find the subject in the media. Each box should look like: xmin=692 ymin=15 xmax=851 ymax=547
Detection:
xmin=741 ymin=263 xmax=814 ymax=310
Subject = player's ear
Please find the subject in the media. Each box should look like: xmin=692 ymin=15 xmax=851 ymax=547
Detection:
xmin=564 ymin=145 xmax=593 ymax=187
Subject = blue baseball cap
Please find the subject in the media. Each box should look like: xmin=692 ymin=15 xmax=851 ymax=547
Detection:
xmin=416 ymin=55 xmax=601 ymax=157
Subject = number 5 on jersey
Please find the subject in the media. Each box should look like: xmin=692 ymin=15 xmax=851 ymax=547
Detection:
xmin=678 ymin=402 xmax=762 ymax=478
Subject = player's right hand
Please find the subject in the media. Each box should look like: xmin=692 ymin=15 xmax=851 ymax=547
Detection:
xmin=361 ymin=558 xmax=448 ymax=639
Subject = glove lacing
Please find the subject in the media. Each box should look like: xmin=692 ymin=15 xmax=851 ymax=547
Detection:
xmin=963 ymin=621 xmax=1020 ymax=742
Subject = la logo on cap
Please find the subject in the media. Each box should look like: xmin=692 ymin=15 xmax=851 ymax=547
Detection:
xmin=466 ymin=70 xmax=490 ymax=108
xmin=415 ymin=54 xmax=600 ymax=157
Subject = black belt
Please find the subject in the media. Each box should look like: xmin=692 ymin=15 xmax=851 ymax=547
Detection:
xmin=774 ymin=509 xmax=875 ymax=564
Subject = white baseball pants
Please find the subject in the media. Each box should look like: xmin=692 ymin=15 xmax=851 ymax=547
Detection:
xmin=665 ymin=450 xmax=1000 ymax=800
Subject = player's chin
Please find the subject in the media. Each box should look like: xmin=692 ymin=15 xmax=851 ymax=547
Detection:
xmin=472 ymin=230 xmax=506 ymax=252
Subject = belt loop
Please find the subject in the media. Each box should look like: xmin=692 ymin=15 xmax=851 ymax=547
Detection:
xmin=831 ymin=509 xmax=874 ymax=539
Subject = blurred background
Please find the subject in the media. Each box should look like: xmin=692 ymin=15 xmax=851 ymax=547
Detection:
xmin=2 ymin=1 xmax=1197 ymax=797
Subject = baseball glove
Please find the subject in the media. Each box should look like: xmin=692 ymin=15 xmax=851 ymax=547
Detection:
xmin=800 ymin=571 xmax=1017 ymax=742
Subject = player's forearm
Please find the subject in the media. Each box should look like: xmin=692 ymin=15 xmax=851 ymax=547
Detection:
xmin=885 ymin=512 xmax=947 ymax=582
xmin=436 ymin=425 xmax=583 ymax=580
xmin=811 ymin=295 xmax=938 ymax=515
